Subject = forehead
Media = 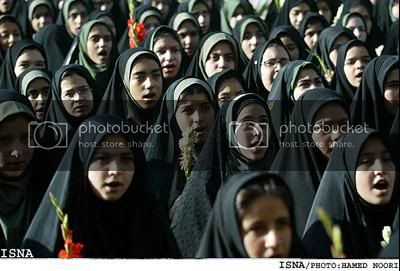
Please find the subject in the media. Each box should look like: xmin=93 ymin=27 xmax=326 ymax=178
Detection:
xmin=279 ymin=35 xmax=295 ymax=44
xmin=237 ymin=102 xmax=266 ymax=117
xmin=241 ymin=196 xmax=290 ymax=221
xmin=298 ymin=67 xmax=319 ymax=79
xmin=210 ymin=41 xmax=233 ymax=54
xmin=313 ymin=101 xmax=347 ymax=120
xmin=0 ymin=21 xmax=19 ymax=30
xmin=245 ymin=23 xmax=261 ymax=32
xmin=89 ymin=24 xmax=111 ymax=35
xmin=345 ymin=45 xmax=369 ymax=58
xmin=33 ymin=4 xmax=50 ymax=14
xmin=0 ymin=115 xmax=31 ymax=132
xmin=291 ymin=2 xmax=310 ymax=11
xmin=333 ymin=34 xmax=351 ymax=46
xmin=27 ymin=77 xmax=50 ymax=89
xmin=144 ymin=16 xmax=160 ymax=24
xmin=154 ymin=35 xmax=180 ymax=47
xmin=17 ymin=49 xmax=44 ymax=61
xmin=69 ymin=1 xmax=86 ymax=12
xmin=178 ymin=20 xmax=197 ymax=31
xmin=192 ymin=2 xmax=208 ymax=12
xmin=131 ymin=57 xmax=160 ymax=72
xmin=178 ymin=90 xmax=209 ymax=104
xmin=219 ymin=77 xmax=242 ymax=88
xmin=96 ymin=133 xmax=131 ymax=151
xmin=61 ymin=73 xmax=88 ymax=88
xmin=263 ymin=45 xmax=288 ymax=59
xmin=347 ymin=16 xmax=364 ymax=26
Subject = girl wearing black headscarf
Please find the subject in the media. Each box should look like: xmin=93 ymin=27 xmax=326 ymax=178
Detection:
xmin=56 ymin=0 xmax=90 ymax=39
xmin=15 ymin=67 xmax=52 ymax=122
xmin=144 ymin=77 xmax=216 ymax=216
xmin=303 ymin=129 xmax=399 ymax=258
xmin=374 ymin=0 xmax=399 ymax=39
xmin=177 ymin=0 xmax=219 ymax=34
xmin=219 ymin=0 xmax=254 ymax=35
xmin=169 ymin=11 xmax=201 ymax=58
xmin=171 ymin=93 xmax=279 ymax=257
xmin=334 ymin=39 xmax=373 ymax=105
xmin=270 ymin=88 xmax=350 ymax=237
xmin=144 ymin=26 xmax=187 ymax=89
xmin=185 ymin=31 xmax=240 ymax=81
xmin=207 ymin=68 xmax=246 ymax=108
xmin=351 ymin=55 xmax=399 ymax=134
xmin=267 ymin=60 xmax=325 ymax=141
xmin=0 ymin=39 xmax=47 ymax=90
xmin=143 ymin=0 xmax=177 ymax=25
xmin=314 ymin=26 xmax=355 ymax=83
xmin=315 ymin=0 xmax=341 ymax=25
xmin=33 ymin=24 xmax=73 ymax=74
xmin=0 ymin=15 xmax=23 ymax=65
xmin=299 ymin=12 xmax=329 ymax=51
xmin=341 ymin=12 xmax=368 ymax=44
xmin=243 ymin=38 xmax=290 ymax=99
xmin=0 ymin=90 xmax=47 ymax=249
xmin=24 ymin=0 xmax=56 ymax=38
xmin=232 ymin=15 xmax=268 ymax=67
xmin=87 ymin=10 xmax=117 ymax=38
xmin=22 ymin=114 xmax=181 ymax=258
xmin=272 ymin=0 xmax=318 ymax=30
xmin=196 ymin=172 xmax=305 ymax=258
xmin=379 ymin=208 xmax=399 ymax=258
xmin=269 ymin=25 xmax=309 ymax=61
xmin=98 ymin=47 xmax=164 ymax=137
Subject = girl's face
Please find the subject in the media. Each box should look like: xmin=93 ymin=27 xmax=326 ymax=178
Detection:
xmin=292 ymin=68 xmax=323 ymax=100
xmin=143 ymin=16 xmax=161 ymax=34
xmin=26 ymin=78 xmax=50 ymax=121
xmin=86 ymin=24 xmax=113 ymax=65
xmin=289 ymin=2 xmax=310 ymax=30
xmin=31 ymin=4 xmax=53 ymax=32
xmin=192 ymin=2 xmax=210 ymax=34
xmin=260 ymin=45 xmax=290 ymax=92
xmin=14 ymin=49 xmax=46 ymax=77
xmin=0 ymin=0 xmax=14 ymax=13
xmin=129 ymin=57 xmax=163 ymax=110
xmin=241 ymin=195 xmax=292 ymax=258
xmin=383 ymin=68 xmax=399 ymax=116
xmin=343 ymin=45 xmax=371 ymax=88
xmin=279 ymin=35 xmax=299 ymax=61
xmin=311 ymin=102 xmax=349 ymax=159
xmin=0 ymin=21 xmax=21 ymax=51
xmin=328 ymin=34 xmax=351 ymax=68
xmin=346 ymin=16 xmax=367 ymax=42
xmin=150 ymin=0 xmax=170 ymax=20
xmin=241 ymin=23 xmax=265 ymax=60
xmin=204 ymin=41 xmax=236 ymax=78
xmin=234 ymin=103 xmax=270 ymax=161
xmin=350 ymin=6 xmax=372 ymax=33
xmin=0 ymin=115 xmax=34 ymax=178
xmin=153 ymin=35 xmax=182 ymax=79
xmin=175 ymin=89 xmax=215 ymax=146
xmin=67 ymin=1 xmax=88 ymax=36
xmin=60 ymin=73 xmax=94 ymax=117
xmin=217 ymin=77 xmax=245 ymax=107
xmin=229 ymin=6 xmax=246 ymax=29
xmin=355 ymin=137 xmax=396 ymax=205
xmin=177 ymin=20 xmax=200 ymax=57
xmin=392 ymin=0 xmax=399 ymax=20
xmin=87 ymin=133 xmax=135 ymax=202
xmin=304 ymin=21 xmax=324 ymax=50
xmin=316 ymin=0 xmax=332 ymax=23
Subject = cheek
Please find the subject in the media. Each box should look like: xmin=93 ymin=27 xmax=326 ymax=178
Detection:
xmin=384 ymin=89 xmax=399 ymax=103
xmin=175 ymin=113 xmax=191 ymax=133
xmin=88 ymin=170 xmax=106 ymax=190
xmin=344 ymin=65 xmax=354 ymax=80
xmin=243 ymin=234 xmax=262 ymax=257
xmin=355 ymin=170 xmax=373 ymax=198
xmin=205 ymin=60 xmax=216 ymax=77
xmin=329 ymin=50 xmax=337 ymax=66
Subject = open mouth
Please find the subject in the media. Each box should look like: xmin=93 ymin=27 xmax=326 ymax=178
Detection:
xmin=192 ymin=126 xmax=206 ymax=134
xmin=355 ymin=72 xmax=363 ymax=79
xmin=74 ymin=105 xmax=87 ymax=112
xmin=163 ymin=63 xmax=176 ymax=71
xmin=105 ymin=182 xmax=122 ymax=189
xmin=36 ymin=107 xmax=45 ymax=113
xmin=373 ymin=179 xmax=389 ymax=190
xmin=98 ymin=50 xmax=108 ymax=57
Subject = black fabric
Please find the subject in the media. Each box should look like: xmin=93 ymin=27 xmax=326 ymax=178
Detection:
xmin=270 ymin=88 xmax=349 ymax=237
xmin=97 ymin=47 xmax=163 ymax=133
xmin=0 ymin=15 xmax=24 ymax=65
xmin=269 ymin=25 xmax=309 ymax=61
xmin=33 ymin=24 xmax=73 ymax=74
xmin=171 ymin=93 xmax=279 ymax=257
xmin=232 ymin=15 xmax=268 ymax=67
xmin=56 ymin=0 xmax=90 ymax=37
xmin=303 ymin=129 xmax=399 ymax=258
xmin=0 ymin=90 xmax=48 ymax=249
xmin=389 ymin=111 xmax=399 ymax=168
xmin=22 ymin=114 xmax=181 ymax=258
xmin=177 ymin=0 xmax=220 ymax=33
xmin=350 ymin=55 xmax=399 ymax=134
xmin=379 ymin=208 xmax=399 ymax=258
xmin=272 ymin=0 xmax=318 ymax=28
xmin=242 ymin=37 xmax=290 ymax=99
xmin=143 ymin=0 xmax=177 ymax=25
xmin=144 ymin=77 xmax=216 ymax=215
xmin=0 ymin=40 xmax=47 ymax=90
xmin=267 ymin=60 xmax=325 ymax=141
xmin=314 ymin=26 xmax=355 ymax=75
xmin=196 ymin=172 xmax=305 ymax=258
xmin=383 ymin=20 xmax=399 ymax=55
xmin=316 ymin=0 xmax=341 ymax=25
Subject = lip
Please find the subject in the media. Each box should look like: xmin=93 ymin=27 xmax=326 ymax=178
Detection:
xmin=74 ymin=105 xmax=88 ymax=113
xmin=163 ymin=64 xmax=177 ymax=73
xmin=6 ymin=161 xmax=25 ymax=169
xmin=104 ymin=182 xmax=122 ymax=192
xmin=192 ymin=126 xmax=206 ymax=134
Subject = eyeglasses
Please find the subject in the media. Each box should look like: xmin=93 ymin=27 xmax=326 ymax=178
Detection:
xmin=261 ymin=58 xmax=290 ymax=68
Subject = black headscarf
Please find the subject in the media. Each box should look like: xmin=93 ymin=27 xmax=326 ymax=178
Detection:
xmin=383 ymin=20 xmax=399 ymax=55
xmin=272 ymin=0 xmax=318 ymax=28
xmin=303 ymin=129 xmax=399 ymax=258
xmin=298 ymin=12 xmax=329 ymax=48
xmin=24 ymin=0 xmax=56 ymax=38
xmin=97 ymin=47 xmax=163 ymax=132
xmin=350 ymin=55 xmax=399 ymax=134
xmin=144 ymin=25 xmax=188 ymax=88
xmin=0 ymin=15 xmax=24 ymax=64
xmin=196 ymin=172 xmax=305 ymax=258
xmin=0 ymin=90 xmax=47 ymax=249
xmin=232 ymin=15 xmax=268 ymax=67
xmin=33 ymin=24 xmax=73 ymax=74
xmin=270 ymin=88 xmax=349 ymax=237
xmin=267 ymin=60 xmax=325 ymax=141
xmin=316 ymin=0 xmax=341 ymax=25
xmin=143 ymin=0 xmax=177 ymax=25
xmin=314 ymin=26 xmax=355 ymax=77
xmin=379 ymin=207 xmax=399 ymax=258
xmin=185 ymin=31 xmax=240 ymax=81
xmin=144 ymin=77 xmax=216 ymax=214
xmin=22 ymin=114 xmax=181 ymax=258
xmin=0 ymin=39 xmax=47 ymax=90
xmin=206 ymin=68 xmax=247 ymax=105
xmin=334 ymin=39 xmax=374 ymax=106
xmin=171 ymin=93 xmax=279 ymax=257
xmin=242 ymin=37 xmax=290 ymax=99
xmin=177 ymin=0 xmax=220 ymax=33
xmin=269 ymin=25 xmax=309 ymax=61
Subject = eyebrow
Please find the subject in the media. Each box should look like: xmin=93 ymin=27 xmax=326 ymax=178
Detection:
xmin=132 ymin=69 xmax=161 ymax=75
xmin=359 ymin=150 xmax=389 ymax=157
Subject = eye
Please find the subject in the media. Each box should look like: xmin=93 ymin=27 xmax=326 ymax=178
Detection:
xmin=0 ymin=136 xmax=10 ymax=145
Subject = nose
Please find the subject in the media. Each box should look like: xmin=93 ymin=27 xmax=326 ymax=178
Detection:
xmin=98 ymin=38 xmax=105 ymax=47
xmin=76 ymin=14 xmax=83 ymax=25
xmin=198 ymin=15 xmax=205 ymax=25
xmin=353 ymin=28 xmax=361 ymax=40
xmin=164 ymin=49 xmax=174 ymax=61
xmin=373 ymin=159 xmax=384 ymax=175
xmin=217 ymin=56 xmax=228 ymax=69
xmin=73 ymin=92 xmax=84 ymax=102
xmin=250 ymin=35 xmax=258 ymax=46
xmin=108 ymin=159 xmax=119 ymax=175
xmin=10 ymin=141 xmax=23 ymax=159
xmin=192 ymin=109 xmax=203 ymax=123
xmin=143 ymin=76 xmax=154 ymax=90
xmin=311 ymin=34 xmax=318 ymax=48
xmin=264 ymin=229 xmax=279 ymax=251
